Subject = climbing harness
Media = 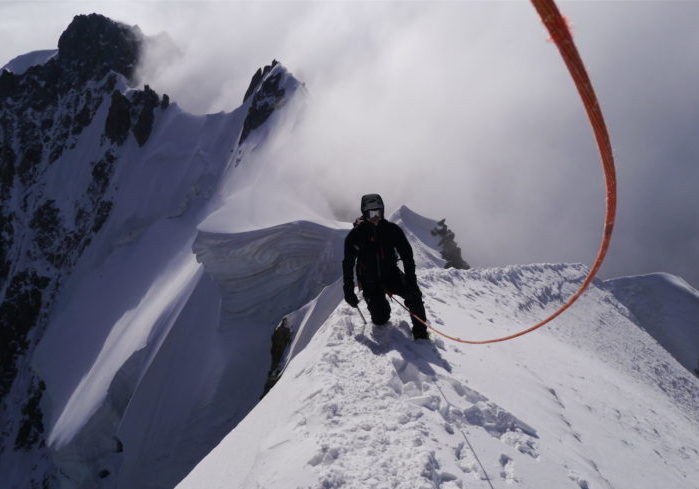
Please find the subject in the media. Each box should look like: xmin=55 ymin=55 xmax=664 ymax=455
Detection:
xmin=393 ymin=0 xmax=617 ymax=344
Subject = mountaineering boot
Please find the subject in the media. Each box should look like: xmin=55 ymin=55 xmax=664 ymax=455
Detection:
xmin=412 ymin=325 xmax=429 ymax=341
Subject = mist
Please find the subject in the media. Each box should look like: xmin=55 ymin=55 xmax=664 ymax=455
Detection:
xmin=3 ymin=1 xmax=698 ymax=288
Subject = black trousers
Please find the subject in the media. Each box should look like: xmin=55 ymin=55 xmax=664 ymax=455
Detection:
xmin=361 ymin=271 xmax=427 ymax=333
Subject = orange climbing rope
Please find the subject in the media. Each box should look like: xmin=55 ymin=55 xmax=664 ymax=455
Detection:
xmin=394 ymin=0 xmax=617 ymax=345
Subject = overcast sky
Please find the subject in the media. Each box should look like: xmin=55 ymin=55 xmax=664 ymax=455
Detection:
xmin=2 ymin=1 xmax=698 ymax=288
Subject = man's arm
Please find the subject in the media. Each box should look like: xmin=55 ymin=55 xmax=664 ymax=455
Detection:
xmin=342 ymin=232 xmax=358 ymax=288
xmin=392 ymin=224 xmax=417 ymax=286
xmin=342 ymin=231 xmax=360 ymax=307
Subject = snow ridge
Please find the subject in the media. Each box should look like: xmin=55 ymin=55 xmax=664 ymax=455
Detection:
xmin=179 ymin=250 xmax=699 ymax=489
xmin=605 ymin=273 xmax=699 ymax=375
xmin=1 ymin=49 xmax=57 ymax=75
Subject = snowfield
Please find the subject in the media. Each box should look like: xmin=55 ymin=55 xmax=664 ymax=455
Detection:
xmin=178 ymin=213 xmax=699 ymax=489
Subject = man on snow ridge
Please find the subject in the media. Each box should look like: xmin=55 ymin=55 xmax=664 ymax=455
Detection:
xmin=342 ymin=194 xmax=429 ymax=340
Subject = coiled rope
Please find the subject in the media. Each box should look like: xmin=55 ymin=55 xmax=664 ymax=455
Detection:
xmin=393 ymin=0 xmax=617 ymax=345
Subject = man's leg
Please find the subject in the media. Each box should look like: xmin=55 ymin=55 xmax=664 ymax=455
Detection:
xmin=362 ymin=283 xmax=391 ymax=326
xmin=387 ymin=273 xmax=429 ymax=339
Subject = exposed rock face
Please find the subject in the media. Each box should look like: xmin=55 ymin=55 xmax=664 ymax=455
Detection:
xmin=0 ymin=13 xmax=166 ymax=488
xmin=1 ymin=14 xmax=141 ymax=110
xmin=430 ymin=219 xmax=470 ymax=270
xmin=263 ymin=317 xmax=293 ymax=396
xmin=0 ymin=271 xmax=51 ymax=399
xmin=239 ymin=60 xmax=287 ymax=145
xmin=105 ymin=84 xmax=162 ymax=147
xmin=131 ymin=84 xmax=161 ymax=146
xmin=0 ymin=13 xmax=148 ymax=406
xmin=105 ymin=89 xmax=132 ymax=145
xmin=243 ymin=64 xmax=269 ymax=103
xmin=14 ymin=378 xmax=46 ymax=451
xmin=57 ymin=13 xmax=143 ymax=84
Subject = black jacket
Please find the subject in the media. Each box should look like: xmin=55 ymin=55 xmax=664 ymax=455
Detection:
xmin=343 ymin=218 xmax=417 ymax=290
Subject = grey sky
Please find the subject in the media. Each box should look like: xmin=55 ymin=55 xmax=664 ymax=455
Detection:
xmin=2 ymin=1 xmax=697 ymax=288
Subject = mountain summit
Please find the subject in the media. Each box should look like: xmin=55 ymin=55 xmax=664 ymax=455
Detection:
xmin=57 ymin=13 xmax=143 ymax=83
xmin=1 ymin=14 xmax=143 ymax=103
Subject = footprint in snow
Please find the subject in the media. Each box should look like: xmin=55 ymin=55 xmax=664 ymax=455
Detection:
xmin=499 ymin=454 xmax=517 ymax=483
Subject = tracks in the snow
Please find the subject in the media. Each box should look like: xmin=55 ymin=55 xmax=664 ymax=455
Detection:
xmin=296 ymin=306 xmax=540 ymax=488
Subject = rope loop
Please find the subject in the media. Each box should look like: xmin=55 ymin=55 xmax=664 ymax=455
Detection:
xmin=391 ymin=0 xmax=616 ymax=345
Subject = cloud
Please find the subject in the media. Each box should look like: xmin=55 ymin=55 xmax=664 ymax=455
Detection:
xmin=3 ymin=1 xmax=698 ymax=287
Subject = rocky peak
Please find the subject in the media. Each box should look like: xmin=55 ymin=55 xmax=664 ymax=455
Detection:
xmin=239 ymin=60 xmax=290 ymax=145
xmin=0 ymin=14 xmax=144 ymax=106
xmin=243 ymin=59 xmax=279 ymax=103
xmin=57 ymin=13 xmax=143 ymax=83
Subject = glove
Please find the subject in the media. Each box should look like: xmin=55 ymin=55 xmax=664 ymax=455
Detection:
xmin=344 ymin=283 xmax=359 ymax=307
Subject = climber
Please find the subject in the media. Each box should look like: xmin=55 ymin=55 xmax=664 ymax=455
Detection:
xmin=342 ymin=194 xmax=429 ymax=340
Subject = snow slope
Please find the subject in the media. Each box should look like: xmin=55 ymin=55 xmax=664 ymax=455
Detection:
xmin=1 ymin=49 xmax=57 ymax=75
xmin=178 ymin=214 xmax=699 ymax=489
xmin=20 ymin=61 xmax=308 ymax=489
xmin=605 ymin=273 xmax=699 ymax=375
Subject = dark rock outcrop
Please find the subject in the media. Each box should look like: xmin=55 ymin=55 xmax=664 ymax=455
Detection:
xmin=105 ymin=84 xmax=164 ymax=147
xmin=263 ymin=317 xmax=292 ymax=396
xmin=1 ymin=14 xmax=143 ymax=109
xmin=239 ymin=60 xmax=286 ymax=145
xmin=0 ymin=206 xmax=13 ymax=284
xmin=431 ymin=219 xmax=470 ymax=270
xmin=14 ymin=379 xmax=46 ymax=450
xmin=132 ymin=85 xmax=160 ymax=146
xmin=105 ymin=90 xmax=131 ymax=145
xmin=0 ymin=144 xmax=16 ymax=193
xmin=243 ymin=66 xmax=265 ymax=103
xmin=30 ymin=200 xmax=65 ymax=266
xmin=0 ymin=271 xmax=51 ymax=401
xmin=57 ymin=13 xmax=143 ymax=84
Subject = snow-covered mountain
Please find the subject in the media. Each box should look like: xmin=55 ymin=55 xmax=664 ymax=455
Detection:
xmin=605 ymin=273 xmax=699 ymax=375
xmin=0 ymin=13 xmax=303 ymax=489
xmin=176 ymin=226 xmax=699 ymax=489
xmin=2 ymin=12 xmax=698 ymax=489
